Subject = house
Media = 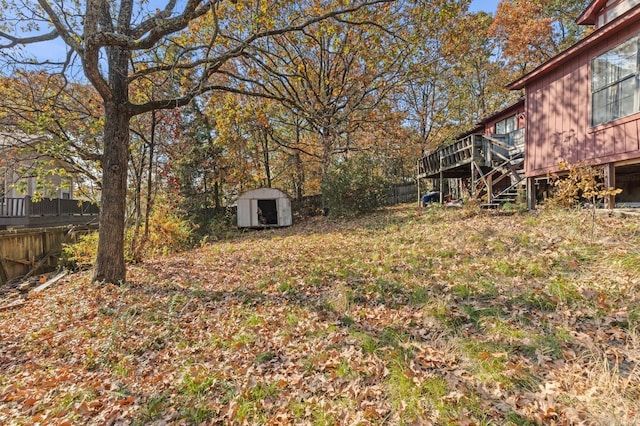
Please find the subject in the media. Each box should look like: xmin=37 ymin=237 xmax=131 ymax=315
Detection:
xmin=0 ymin=132 xmax=98 ymax=229
xmin=237 ymin=188 xmax=292 ymax=228
xmin=417 ymin=99 xmax=526 ymax=206
xmin=1 ymin=133 xmax=74 ymax=200
xmin=508 ymin=0 xmax=640 ymax=208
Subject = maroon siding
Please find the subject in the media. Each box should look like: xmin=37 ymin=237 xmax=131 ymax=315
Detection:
xmin=525 ymin=22 xmax=640 ymax=178
xmin=481 ymin=102 xmax=525 ymax=136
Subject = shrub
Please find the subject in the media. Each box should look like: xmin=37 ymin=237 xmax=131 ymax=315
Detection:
xmin=62 ymin=230 xmax=139 ymax=270
xmin=545 ymin=161 xmax=621 ymax=209
xmin=544 ymin=161 xmax=622 ymax=236
xmin=62 ymin=197 xmax=196 ymax=269
xmin=188 ymin=207 xmax=237 ymax=241
xmin=145 ymin=197 xmax=196 ymax=256
xmin=322 ymin=154 xmax=391 ymax=217
xmin=61 ymin=231 xmax=100 ymax=270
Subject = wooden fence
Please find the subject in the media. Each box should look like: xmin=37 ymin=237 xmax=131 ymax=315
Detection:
xmin=0 ymin=225 xmax=96 ymax=285
xmin=290 ymin=183 xmax=419 ymax=218
xmin=385 ymin=183 xmax=417 ymax=205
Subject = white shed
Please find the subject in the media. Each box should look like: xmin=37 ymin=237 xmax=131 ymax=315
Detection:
xmin=237 ymin=188 xmax=292 ymax=228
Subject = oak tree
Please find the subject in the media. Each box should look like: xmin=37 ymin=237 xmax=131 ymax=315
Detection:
xmin=238 ymin=9 xmax=409 ymax=191
xmin=0 ymin=0 xmax=392 ymax=283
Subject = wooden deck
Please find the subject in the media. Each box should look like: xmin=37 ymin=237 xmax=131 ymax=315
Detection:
xmin=417 ymin=129 xmax=526 ymax=205
xmin=418 ymin=130 xmax=525 ymax=180
xmin=0 ymin=197 xmax=99 ymax=229
xmin=418 ymin=134 xmax=484 ymax=179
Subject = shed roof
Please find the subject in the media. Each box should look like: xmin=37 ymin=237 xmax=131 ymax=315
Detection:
xmin=238 ymin=188 xmax=289 ymax=200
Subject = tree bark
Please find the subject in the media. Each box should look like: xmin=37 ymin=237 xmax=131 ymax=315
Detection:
xmin=262 ymin=129 xmax=272 ymax=188
xmin=93 ymin=42 xmax=131 ymax=283
xmin=294 ymin=151 xmax=304 ymax=200
xmin=144 ymin=111 xmax=156 ymax=241
xmin=93 ymin=102 xmax=130 ymax=283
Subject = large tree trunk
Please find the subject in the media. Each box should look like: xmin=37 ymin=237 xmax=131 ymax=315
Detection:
xmin=93 ymin=42 xmax=131 ymax=284
xmin=93 ymin=103 xmax=130 ymax=283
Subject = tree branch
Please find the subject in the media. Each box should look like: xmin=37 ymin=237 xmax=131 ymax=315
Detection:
xmin=0 ymin=29 xmax=59 ymax=49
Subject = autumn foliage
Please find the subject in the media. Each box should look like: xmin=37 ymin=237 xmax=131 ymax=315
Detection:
xmin=490 ymin=0 xmax=591 ymax=73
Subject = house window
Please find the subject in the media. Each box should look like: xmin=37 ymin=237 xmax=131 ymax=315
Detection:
xmin=592 ymin=36 xmax=639 ymax=126
xmin=599 ymin=0 xmax=640 ymax=28
xmin=495 ymin=115 xmax=517 ymax=134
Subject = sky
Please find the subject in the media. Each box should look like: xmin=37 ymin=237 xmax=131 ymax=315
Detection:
xmin=469 ymin=0 xmax=500 ymax=13
xmin=5 ymin=0 xmax=503 ymax=69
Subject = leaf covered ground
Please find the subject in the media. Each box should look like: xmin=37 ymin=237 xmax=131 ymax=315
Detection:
xmin=1 ymin=205 xmax=639 ymax=425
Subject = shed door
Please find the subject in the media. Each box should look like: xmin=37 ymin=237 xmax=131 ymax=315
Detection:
xmin=258 ymin=199 xmax=278 ymax=225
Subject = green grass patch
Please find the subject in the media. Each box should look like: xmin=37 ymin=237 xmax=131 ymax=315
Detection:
xmin=385 ymin=363 xmax=427 ymax=424
xmin=462 ymin=341 xmax=510 ymax=381
xmin=547 ymin=276 xmax=582 ymax=305
xmin=614 ymin=251 xmax=640 ymax=273
xmin=514 ymin=289 xmax=558 ymax=311
xmin=180 ymin=370 xmax=215 ymax=397
xmin=409 ymin=286 xmax=430 ymax=306
xmin=180 ymin=405 xmax=216 ymax=424
xmin=255 ymin=351 xmax=277 ymax=364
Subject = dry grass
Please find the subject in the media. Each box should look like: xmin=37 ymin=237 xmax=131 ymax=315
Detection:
xmin=1 ymin=204 xmax=639 ymax=425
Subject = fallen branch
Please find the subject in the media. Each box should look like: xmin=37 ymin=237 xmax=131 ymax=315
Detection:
xmin=0 ymin=299 xmax=25 ymax=311
xmin=31 ymin=271 xmax=67 ymax=294
xmin=22 ymin=249 xmax=56 ymax=280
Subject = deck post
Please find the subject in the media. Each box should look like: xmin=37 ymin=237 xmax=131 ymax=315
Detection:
xmin=439 ymin=152 xmax=444 ymax=204
xmin=470 ymin=138 xmax=476 ymax=199
xmin=604 ymin=162 xmax=615 ymax=209
xmin=417 ymin=162 xmax=421 ymax=207
xmin=526 ymin=177 xmax=536 ymax=210
xmin=24 ymin=196 xmax=31 ymax=217
xmin=487 ymin=174 xmax=493 ymax=205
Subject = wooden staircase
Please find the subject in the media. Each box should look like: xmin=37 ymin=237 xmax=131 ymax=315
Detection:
xmin=477 ymin=134 xmax=525 ymax=208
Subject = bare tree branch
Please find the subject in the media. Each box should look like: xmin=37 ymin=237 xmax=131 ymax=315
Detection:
xmin=0 ymin=29 xmax=58 ymax=48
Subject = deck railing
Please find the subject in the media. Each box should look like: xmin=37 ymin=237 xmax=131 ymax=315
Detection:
xmin=0 ymin=196 xmax=99 ymax=217
xmin=0 ymin=197 xmax=26 ymax=217
xmin=418 ymin=134 xmax=483 ymax=177
xmin=0 ymin=196 xmax=99 ymax=228
xmin=418 ymin=129 xmax=526 ymax=179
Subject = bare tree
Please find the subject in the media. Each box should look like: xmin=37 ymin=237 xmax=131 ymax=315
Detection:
xmin=0 ymin=0 xmax=392 ymax=283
